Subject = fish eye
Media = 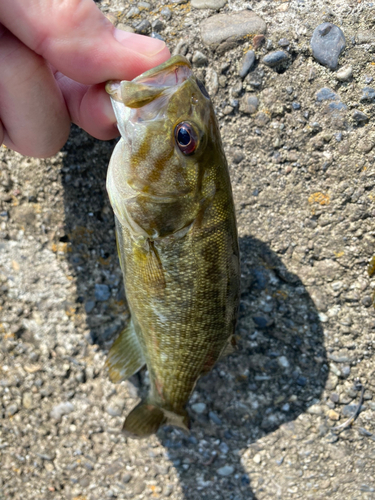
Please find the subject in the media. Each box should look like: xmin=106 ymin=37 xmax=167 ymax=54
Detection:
xmin=196 ymin=79 xmax=210 ymax=99
xmin=174 ymin=122 xmax=198 ymax=155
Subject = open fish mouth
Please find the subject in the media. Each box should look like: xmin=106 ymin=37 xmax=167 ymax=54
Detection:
xmin=106 ymin=55 xmax=192 ymax=109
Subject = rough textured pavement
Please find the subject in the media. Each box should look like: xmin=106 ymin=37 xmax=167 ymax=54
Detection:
xmin=1 ymin=0 xmax=375 ymax=499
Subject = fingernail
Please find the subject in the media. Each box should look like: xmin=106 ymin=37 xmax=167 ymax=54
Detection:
xmin=114 ymin=29 xmax=166 ymax=57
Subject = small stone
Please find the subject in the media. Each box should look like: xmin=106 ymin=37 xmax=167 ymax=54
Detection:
xmin=106 ymin=405 xmax=122 ymax=417
xmin=85 ymin=301 xmax=95 ymax=314
xmin=50 ymin=402 xmax=74 ymax=421
xmin=252 ymin=316 xmax=268 ymax=328
xmin=22 ymin=392 xmax=33 ymax=409
xmin=239 ymin=50 xmax=255 ymax=79
xmin=342 ymin=404 xmax=363 ymax=418
xmin=327 ymin=409 xmax=340 ymax=421
xmin=292 ymin=102 xmax=301 ymax=110
xmin=163 ymin=484 xmax=174 ymax=497
xmin=253 ymin=453 xmax=262 ymax=464
xmin=200 ymin=11 xmax=267 ymax=53
xmin=192 ymin=51 xmax=208 ymax=67
xmin=330 ymin=393 xmax=339 ymax=403
xmin=126 ymin=7 xmax=140 ymax=18
xmin=360 ymin=87 xmax=375 ymax=103
xmin=150 ymin=32 xmax=164 ymax=41
xmin=217 ymin=465 xmax=234 ymax=476
xmin=209 ymin=411 xmax=222 ymax=425
xmin=191 ymin=0 xmax=227 ymax=9
xmin=231 ymin=81 xmax=243 ymax=98
xmin=353 ymin=110 xmax=369 ymax=123
xmin=336 ymin=65 xmax=353 ymax=81
xmin=365 ymin=76 xmax=373 ymax=84
xmin=122 ymin=473 xmax=132 ymax=484
xmin=240 ymin=94 xmax=259 ymax=114
xmin=6 ymin=403 xmax=18 ymax=416
xmin=223 ymin=106 xmax=233 ymax=115
xmin=205 ymin=68 xmax=219 ymax=96
xmin=218 ymin=75 xmax=227 ymax=87
xmin=340 ymin=366 xmax=350 ymax=378
xmin=252 ymin=34 xmax=265 ymax=49
xmin=116 ymin=23 xmax=135 ymax=33
xmin=277 ymin=356 xmax=289 ymax=369
xmin=94 ymin=284 xmax=110 ymax=302
xmin=138 ymin=1 xmax=150 ymax=9
xmin=219 ymin=442 xmax=229 ymax=454
xmin=135 ymin=19 xmax=151 ymax=35
xmin=316 ymin=87 xmax=338 ymax=101
xmin=357 ymin=31 xmax=375 ymax=44
xmin=173 ymin=40 xmax=189 ymax=56
xmin=191 ymin=402 xmax=206 ymax=414
xmin=232 ymin=150 xmax=244 ymax=164
xmin=151 ymin=19 xmax=164 ymax=32
xmin=362 ymin=295 xmax=373 ymax=307
xmin=160 ymin=7 xmax=172 ymax=19
xmin=310 ymin=22 xmax=346 ymax=70
xmin=262 ymin=50 xmax=289 ymax=67
xmin=278 ymin=38 xmax=289 ymax=47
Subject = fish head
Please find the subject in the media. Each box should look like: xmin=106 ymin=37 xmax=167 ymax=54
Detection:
xmin=106 ymin=55 xmax=225 ymax=238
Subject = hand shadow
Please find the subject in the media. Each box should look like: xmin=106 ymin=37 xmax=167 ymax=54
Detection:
xmin=62 ymin=127 xmax=328 ymax=500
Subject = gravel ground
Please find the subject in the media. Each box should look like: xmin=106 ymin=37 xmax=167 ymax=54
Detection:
xmin=1 ymin=0 xmax=375 ymax=499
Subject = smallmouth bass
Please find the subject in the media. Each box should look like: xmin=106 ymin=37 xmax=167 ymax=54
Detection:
xmin=105 ymin=55 xmax=240 ymax=437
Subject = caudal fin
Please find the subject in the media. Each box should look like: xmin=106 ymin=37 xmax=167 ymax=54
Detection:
xmin=123 ymin=400 xmax=190 ymax=438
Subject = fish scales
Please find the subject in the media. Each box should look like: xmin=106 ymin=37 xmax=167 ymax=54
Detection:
xmin=105 ymin=55 xmax=240 ymax=437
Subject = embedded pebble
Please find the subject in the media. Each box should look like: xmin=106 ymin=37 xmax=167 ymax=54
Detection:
xmin=205 ymin=68 xmax=219 ymax=96
xmin=200 ymin=11 xmax=266 ymax=52
xmin=217 ymin=465 xmax=234 ymax=476
xmin=192 ymin=51 xmax=208 ymax=67
xmin=160 ymin=7 xmax=172 ymax=19
xmin=151 ymin=19 xmax=164 ymax=32
xmin=95 ymin=284 xmax=110 ymax=301
xmin=191 ymin=0 xmax=227 ymax=9
xmin=173 ymin=40 xmax=189 ymax=56
xmin=360 ymin=87 xmax=375 ymax=103
xmin=353 ymin=110 xmax=369 ymax=123
xmin=135 ymin=19 xmax=151 ymax=35
xmin=191 ymin=402 xmax=206 ymax=413
xmin=239 ymin=50 xmax=255 ymax=79
xmin=219 ymin=442 xmax=229 ymax=454
xmin=316 ymin=88 xmax=339 ymax=101
xmin=151 ymin=32 xmax=164 ymax=41
xmin=262 ymin=51 xmax=289 ymax=67
xmin=278 ymin=38 xmax=289 ymax=47
xmin=116 ymin=23 xmax=135 ymax=33
xmin=310 ymin=22 xmax=346 ymax=70
xmin=327 ymin=409 xmax=340 ymax=421
xmin=22 ymin=392 xmax=33 ymax=409
xmin=50 ymin=402 xmax=74 ymax=421
xmin=240 ymin=94 xmax=259 ymax=114
xmin=209 ymin=411 xmax=222 ymax=425
xmin=85 ymin=300 xmax=95 ymax=314
xmin=253 ymin=34 xmax=265 ymax=49
xmin=342 ymin=404 xmax=363 ymax=418
xmin=126 ymin=7 xmax=140 ymax=18
xmin=336 ymin=65 xmax=353 ymax=81
xmin=6 ymin=403 xmax=18 ymax=416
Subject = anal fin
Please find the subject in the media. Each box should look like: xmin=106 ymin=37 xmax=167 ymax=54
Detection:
xmin=106 ymin=320 xmax=145 ymax=383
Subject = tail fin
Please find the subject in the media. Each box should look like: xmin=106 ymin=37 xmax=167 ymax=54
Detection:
xmin=123 ymin=400 xmax=190 ymax=438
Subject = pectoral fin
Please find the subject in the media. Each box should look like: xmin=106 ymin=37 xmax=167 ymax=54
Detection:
xmin=106 ymin=320 xmax=145 ymax=383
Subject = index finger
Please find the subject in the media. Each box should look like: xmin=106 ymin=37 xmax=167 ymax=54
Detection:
xmin=0 ymin=0 xmax=170 ymax=85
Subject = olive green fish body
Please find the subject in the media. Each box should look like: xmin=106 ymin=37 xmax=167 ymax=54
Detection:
xmin=106 ymin=56 xmax=240 ymax=437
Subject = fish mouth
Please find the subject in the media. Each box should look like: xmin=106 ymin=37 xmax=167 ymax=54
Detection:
xmin=106 ymin=55 xmax=193 ymax=108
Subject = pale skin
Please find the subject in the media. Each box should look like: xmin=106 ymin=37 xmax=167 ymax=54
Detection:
xmin=0 ymin=0 xmax=170 ymax=158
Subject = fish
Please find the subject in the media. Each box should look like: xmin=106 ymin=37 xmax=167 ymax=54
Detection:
xmin=105 ymin=55 xmax=240 ymax=438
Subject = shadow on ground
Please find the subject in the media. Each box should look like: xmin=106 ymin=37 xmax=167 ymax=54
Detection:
xmin=62 ymin=127 xmax=328 ymax=500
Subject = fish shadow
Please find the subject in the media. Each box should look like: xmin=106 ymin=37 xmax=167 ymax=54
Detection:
xmin=61 ymin=127 xmax=328 ymax=500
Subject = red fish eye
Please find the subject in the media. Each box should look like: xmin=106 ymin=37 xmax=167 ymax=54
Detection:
xmin=175 ymin=122 xmax=197 ymax=155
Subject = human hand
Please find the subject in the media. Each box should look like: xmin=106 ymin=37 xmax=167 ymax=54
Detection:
xmin=0 ymin=0 xmax=170 ymax=158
